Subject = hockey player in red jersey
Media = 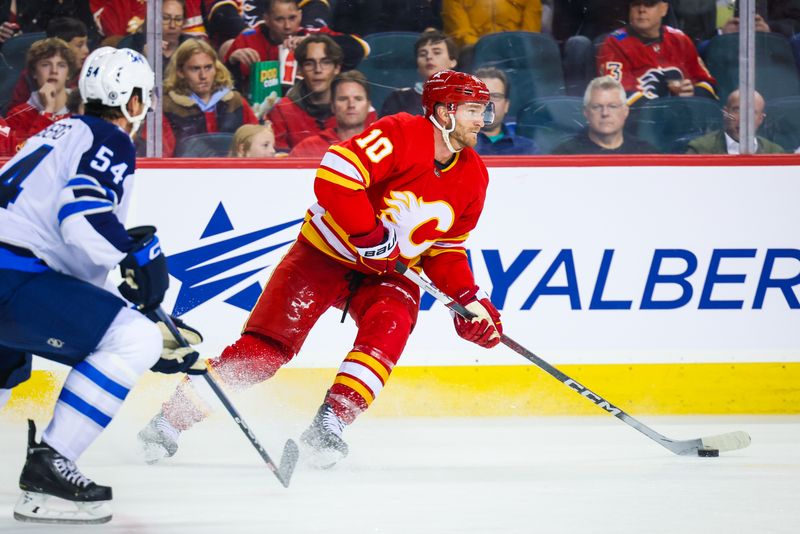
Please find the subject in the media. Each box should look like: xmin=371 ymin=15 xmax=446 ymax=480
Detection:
xmin=139 ymin=70 xmax=503 ymax=468
xmin=597 ymin=0 xmax=717 ymax=106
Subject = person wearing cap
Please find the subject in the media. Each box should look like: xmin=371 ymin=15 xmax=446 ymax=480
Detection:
xmin=596 ymin=0 xmax=718 ymax=106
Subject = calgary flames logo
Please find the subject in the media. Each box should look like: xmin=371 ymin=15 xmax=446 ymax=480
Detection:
xmin=637 ymin=66 xmax=684 ymax=99
xmin=380 ymin=191 xmax=455 ymax=258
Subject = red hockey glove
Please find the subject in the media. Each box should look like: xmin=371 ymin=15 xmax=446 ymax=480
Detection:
xmin=349 ymin=222 xmax=400 ymax=274
xmin=453 ymin=286 xmax=503 ymax=348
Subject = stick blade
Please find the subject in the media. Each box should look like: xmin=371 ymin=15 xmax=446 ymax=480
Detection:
xmin=701 ymin=431 xmax=751 ymax=453
xmin=277 ymin=439 xmax=300 ymax=488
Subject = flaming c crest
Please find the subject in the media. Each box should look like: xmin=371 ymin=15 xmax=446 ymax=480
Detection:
xmin=380 ymin=191 xmax=455 ymax=258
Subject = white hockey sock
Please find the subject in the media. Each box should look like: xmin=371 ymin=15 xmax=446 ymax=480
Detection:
xmin=43 ymin=308 xmax=161 ymax=462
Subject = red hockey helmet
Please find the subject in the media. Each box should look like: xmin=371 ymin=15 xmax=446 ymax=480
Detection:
xmin=422 ymin=70 xmax=491 ymax=118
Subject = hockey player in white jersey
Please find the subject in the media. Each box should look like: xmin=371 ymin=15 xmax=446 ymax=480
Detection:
xmin=0 ymin=47 xmax=203 ymax=524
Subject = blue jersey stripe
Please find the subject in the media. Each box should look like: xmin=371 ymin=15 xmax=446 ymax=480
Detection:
xmin=57 ymin=199 xmax=113 ymax=225
xmin=58 ymin=388 xmax=112 ymax=428
xmin=74 ymin=361 xmax=130 ymax=400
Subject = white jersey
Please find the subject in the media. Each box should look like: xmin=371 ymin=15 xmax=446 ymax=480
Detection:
xmin=0 ymin=115 xmax=136 ymax=286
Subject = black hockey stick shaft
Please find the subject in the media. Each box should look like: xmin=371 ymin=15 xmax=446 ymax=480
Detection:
xmin=153 ymin=307 xmax=298 ymax=487
xmin=394 ymin=263 xmax=714 ymax=455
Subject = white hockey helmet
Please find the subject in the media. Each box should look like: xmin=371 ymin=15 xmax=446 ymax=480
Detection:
xmin=79 ymin=47 xmax=155 ymax=132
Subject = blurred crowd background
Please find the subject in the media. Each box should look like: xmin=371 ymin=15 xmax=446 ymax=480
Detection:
xmin=1 ymin=0 xmax=799 ymax=158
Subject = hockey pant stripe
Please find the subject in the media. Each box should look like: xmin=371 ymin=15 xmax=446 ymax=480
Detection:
xmin=57 ymin=388 xmax=112 ymax=428
xmin=338 ymin=362 xmax=383 ymax=398
xmin=73 ymin=360 xmax=130 ymax=400
xmin=334 ymin=375 xmax=375 ymax=406
xmin=344 ymin=351 xmax=390 ymax=383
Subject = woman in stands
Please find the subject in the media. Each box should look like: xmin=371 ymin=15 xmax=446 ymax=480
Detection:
xmin=161 ymin=38 xmax=258 ymax=157
xmin=5 ymin=37 xmax=76 ymax=143
xmin=229 ymin=123 xmax=277 ymax=157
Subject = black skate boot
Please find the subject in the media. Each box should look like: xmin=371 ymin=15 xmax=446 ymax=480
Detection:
xmin=300 ymin=403 xmax=349 ymax=469
xmin=14 ymin=420 xmax=112 ymax=524
xmin=138 ymin=411 xmax=180 ymax=464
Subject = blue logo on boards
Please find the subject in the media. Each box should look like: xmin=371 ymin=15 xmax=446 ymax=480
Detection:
xmin=167 ymin=202 xmax=301 ymax=316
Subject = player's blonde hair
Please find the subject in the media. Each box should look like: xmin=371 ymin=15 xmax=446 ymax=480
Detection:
xmin=164 ymin=38 xmax=233 ymax=96
xmin=584 ymin=76 xmax=627 ymax=108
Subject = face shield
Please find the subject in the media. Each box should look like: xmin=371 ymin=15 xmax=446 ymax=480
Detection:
xmin=453 ymin=101 xmax=495 ymax=126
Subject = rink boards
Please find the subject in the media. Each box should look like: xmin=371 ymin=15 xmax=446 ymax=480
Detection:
xmin=9 ymin=155 xmax=800 ymax=416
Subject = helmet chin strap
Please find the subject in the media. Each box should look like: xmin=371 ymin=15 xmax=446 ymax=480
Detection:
xmin=121 ymin=99 xmax=149 ymax=138
xmin=429 ymin=112 xmax=462 ymax=154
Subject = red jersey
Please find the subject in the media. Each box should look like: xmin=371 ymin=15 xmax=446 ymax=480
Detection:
xmin=289 ymin=127 xmax=341 ymax=158
xmin=91 ymin=0 xmax=146 ymax=37
xmin=597 ymin=25 xmax=717 ymax=105
xmin=5 ymin=101 xmax=70 ymax=146
xmin=299 ymin=113 xmax=489 ymax=297
xmin=0 ymin=118 xmax=18 ymax=157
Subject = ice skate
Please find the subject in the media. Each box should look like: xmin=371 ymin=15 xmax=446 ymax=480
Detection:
xmin=300 ymin=403 xmax=349 ymax=469
xmin=138 ymin=411 xmax=180 ymax=464
xmin=14 ymin=421 xmax=112 ymax=524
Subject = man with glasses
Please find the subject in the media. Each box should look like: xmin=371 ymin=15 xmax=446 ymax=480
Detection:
xmin=597 ymin=0 xmax=717 ymax=106
xmin=474 ymin=67 xmax=537 ymax=156
xmin=686 ymin=89 xmax=784 ymax=154
xmin=552 ymin=76 xmax=654 ymax=154
xmin=223 ymin=0 xmax=368 ymax=93
xmin=267 ymin=34 xmax=376 ymax=152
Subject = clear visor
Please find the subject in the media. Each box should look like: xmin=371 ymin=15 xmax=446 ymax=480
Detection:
xmin=454 ymin=101 xmax=495 ymax=126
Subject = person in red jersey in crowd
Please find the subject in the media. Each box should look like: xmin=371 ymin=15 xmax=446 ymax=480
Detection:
xmin=267 ymin=34 xmax=375 ymax=152
xmin=90 ymin=0 xmax=146 ymax=44
xmin=597 ymin=0 xmax=717 ymax=106
xmin=289 ymin=70 xmax=373 ymax=158
xmin=6 ymin=38 xmax=77 ymax=144
xmin=138 ymin=69 xmax=504 ymax=468
xmin=223 ymin=0 xmax=368 ymax=91
xmin=0 ymin=117 xmax=18 ymax=157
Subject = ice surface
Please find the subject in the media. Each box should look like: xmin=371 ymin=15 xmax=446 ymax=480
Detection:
xmin=0 ymin=412 xmax=797 ymax=533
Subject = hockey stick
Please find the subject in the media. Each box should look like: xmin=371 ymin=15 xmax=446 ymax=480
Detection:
xmin=153 ymin=307 xmax=299 ymax=487
xmin=395 ymin=263 xmax=751 ymax=457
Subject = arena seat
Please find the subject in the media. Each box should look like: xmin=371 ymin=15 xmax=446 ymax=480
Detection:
xmin=702 ymin=32 xmax=800 ymax=102
xmin=175 ymin=133 xmax=235 ymax=158
xmin=762 ymin=95 xmax=800 ymax=152
xmin=472 ymin=32 xmax=565 ymax=119
xmin=1 ymin=32 xmax=46 ymax=71
xmin=627 ymin=96 xmax=723 ymax=153
xmin=515 ymin=96 xmax=585 ymax=154
xmin=358 ymin=32 xmax=420 ymax=112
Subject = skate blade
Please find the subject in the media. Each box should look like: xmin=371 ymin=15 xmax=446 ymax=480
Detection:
xmin=301 ymin=444 xmax=346 ymax=470
xmin=13 ymin=491 xmax=112 ymax=524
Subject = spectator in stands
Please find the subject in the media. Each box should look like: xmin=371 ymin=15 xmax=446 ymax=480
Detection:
xmin=91 ymin=0 xmax=146 ymax=46
xmin=267 ymin=34 xmax=376 ymax=152
xmin=473 ymin=67 xmax=537 ymax=156
xmin=442 ymin=0 xmax=542 ymax=49
xmin=229 ymin=123 xmax=277 ymax=157
xmin=131 ymin=0 xmax=190 ymax=71
xmin=290 ymin=70 xmax=373 ymax=158
xmin=0 ymin=116 xmax=18 ymax=156
xmin=551 ymin=76 xmax=655 ymax=154
xmin=224 ymin=0 xmax=368 ymax=93
xmin=332 ymin=0 xmax=443 ymax=35
xmin=161 ymin=38 xmax=259 ymax=157
xmin=597 ymin=0 xmax=718 ymax=106
xmin=686 ymin=89 xmax=784 ymax=154
xmin=6 ymin=17 xmax=89 ymax=112
xmin=380 ymin=30 xmax=457 ymax=117
xmin=5 ymin=38 xmax=76 ymax=144
xmin=1 ymin=0 xmax=97 ymax=44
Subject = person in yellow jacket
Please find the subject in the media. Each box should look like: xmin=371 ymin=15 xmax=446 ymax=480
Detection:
xmin=442 ymin=0 xmax=542 ymax=49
